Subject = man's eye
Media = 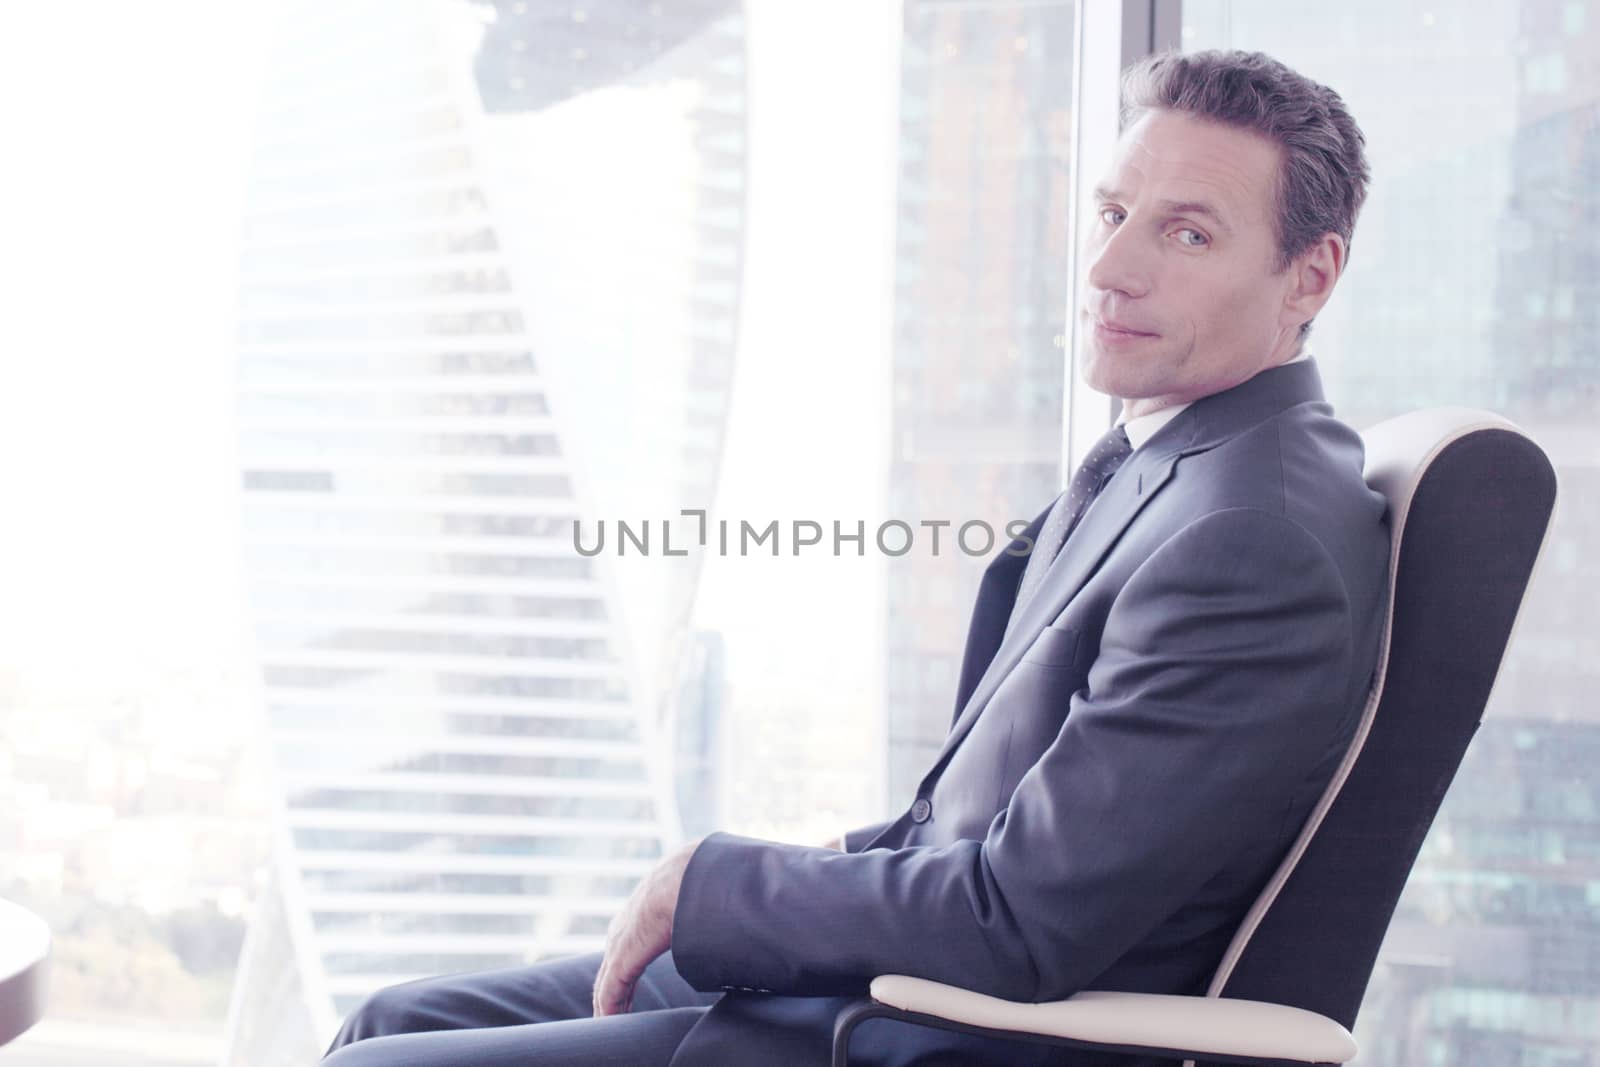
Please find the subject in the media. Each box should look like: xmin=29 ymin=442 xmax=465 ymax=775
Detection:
xmin=1100 ymin=209 xmax=1207 ymax=247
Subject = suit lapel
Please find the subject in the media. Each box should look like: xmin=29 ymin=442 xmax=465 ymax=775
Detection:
xmin=920 ymin=357 xmax=1331 ymax=783
xmin=948 ymin=502 xmax=1049 ymax=726
xmin=929 ymin=447 xmax=1181 ymax=771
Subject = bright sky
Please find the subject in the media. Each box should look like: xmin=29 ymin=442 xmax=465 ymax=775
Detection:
xmin=0 ymin=2 xmax=275 ymax=676
xmin=0 ymin=0 xmax=902 ymax=687
xmin=689 ymin=0 xmax=899 ymax=702
xmin=0 ymin=0 xmax=896 ymax=717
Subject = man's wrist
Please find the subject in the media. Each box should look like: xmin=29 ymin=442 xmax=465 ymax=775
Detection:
xmin=661 ymin=836 xmax=706 ymax=937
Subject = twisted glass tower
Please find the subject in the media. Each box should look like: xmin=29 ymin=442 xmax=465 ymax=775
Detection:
xmin=223 ymin=2 xmax=745 ymax=1060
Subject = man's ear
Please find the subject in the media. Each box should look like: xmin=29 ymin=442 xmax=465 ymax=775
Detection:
xmin=1282 ymin=232 xmax=1345 ymax=331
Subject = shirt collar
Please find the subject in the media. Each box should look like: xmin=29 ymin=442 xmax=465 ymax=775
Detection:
xmin=1116 ymin=348 xmax=1311 ymax=452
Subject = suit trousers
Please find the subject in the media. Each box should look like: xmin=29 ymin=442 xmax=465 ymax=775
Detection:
xmin=320 ymin=950 xmax=1064 ymax=1067
xmin=321 ymin=949 xmax=721 ymax=1067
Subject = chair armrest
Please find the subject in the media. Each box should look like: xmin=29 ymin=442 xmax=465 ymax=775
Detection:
xmin=868 ymin=975 xmax=1357 ymax=1064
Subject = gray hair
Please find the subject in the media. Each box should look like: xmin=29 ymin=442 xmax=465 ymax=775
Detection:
xmin=1119 ymin=49 xmax=1372 ymax=340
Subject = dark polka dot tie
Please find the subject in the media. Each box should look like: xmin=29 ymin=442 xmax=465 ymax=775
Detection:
xmin=1005 ymin=424 xmax=1135 ymax=638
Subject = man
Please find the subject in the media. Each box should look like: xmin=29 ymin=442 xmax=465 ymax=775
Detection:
xmin=322 ymin=48 xmax=1386 ymax=1067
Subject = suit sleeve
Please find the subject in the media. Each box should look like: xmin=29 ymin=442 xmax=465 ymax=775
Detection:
xmin=670 ymin=507 xmax=1358 ymax=1002
xmin=841 ymin=818 xmax=896 ymax=853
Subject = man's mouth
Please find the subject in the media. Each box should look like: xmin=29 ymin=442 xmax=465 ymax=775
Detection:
xmin=1093 ymin=316 xmax=1157 ymax=338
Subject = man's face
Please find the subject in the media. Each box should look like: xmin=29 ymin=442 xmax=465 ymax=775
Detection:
xmin=1078 ymin=108 xmax=1311 ymax=413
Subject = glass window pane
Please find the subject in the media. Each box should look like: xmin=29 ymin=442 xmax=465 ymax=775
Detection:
xmin=3 ymin=1 xmax=1084 ymax=1060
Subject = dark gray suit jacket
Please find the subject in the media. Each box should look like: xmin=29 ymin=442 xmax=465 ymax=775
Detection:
xmin=665 ymin=358 xmax=1390 ymax=1066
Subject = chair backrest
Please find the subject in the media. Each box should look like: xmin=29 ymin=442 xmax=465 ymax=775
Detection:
xmin=1201 ymin=408 xmax=1559 ymax=1034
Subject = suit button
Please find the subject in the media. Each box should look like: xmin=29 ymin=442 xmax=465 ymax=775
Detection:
xmin=911 ymin=797 xmax=932 ymax=823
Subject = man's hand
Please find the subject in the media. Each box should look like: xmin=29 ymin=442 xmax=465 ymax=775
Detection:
xmin=593 ymin=836 xmax=705 ymax=1017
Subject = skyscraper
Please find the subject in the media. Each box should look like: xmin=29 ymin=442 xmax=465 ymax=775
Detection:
xmin=1350 ymin=5 xmax=1600 ymax=1060
xmin=223 ymin=1 xmax=746 ymax=1059
xmin=884 ymin=0 xmax=1076 ymax=808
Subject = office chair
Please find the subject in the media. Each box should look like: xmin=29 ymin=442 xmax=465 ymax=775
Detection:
xmin=832 ymin=408 xmax=1559 ymax=1066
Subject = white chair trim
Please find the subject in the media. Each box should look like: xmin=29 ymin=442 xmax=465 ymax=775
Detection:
xmin=871 ymin=974 xmax=1357 ymax=1063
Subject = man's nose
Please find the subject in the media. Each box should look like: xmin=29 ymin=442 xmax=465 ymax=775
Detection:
xmin=1084 ymin=220 xmax=1152 ymax=300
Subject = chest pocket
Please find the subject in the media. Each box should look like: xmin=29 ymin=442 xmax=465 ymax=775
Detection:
xmin=1019 ymin=623 xmax=1082 ymax=671
xmin=996 ymin=624 xmax=1087 ymax=811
